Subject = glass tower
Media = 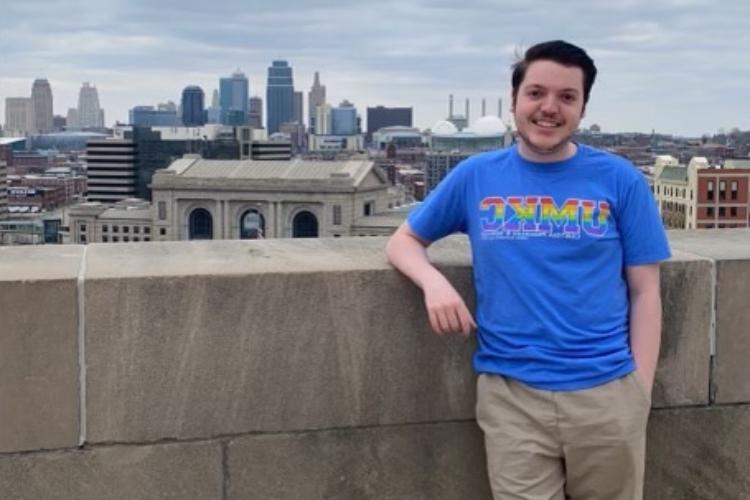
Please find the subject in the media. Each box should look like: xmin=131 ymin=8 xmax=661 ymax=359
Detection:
xmin=219 ymin=71 xmax=249 ymax=126
xmin=181 ymin=86 xmax=205 ymax=126
xmin=266 ymin=61 xmax=294 ymax=134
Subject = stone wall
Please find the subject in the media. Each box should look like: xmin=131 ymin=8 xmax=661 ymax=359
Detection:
xmin=1 ymin=231 xmax=749 ymax=499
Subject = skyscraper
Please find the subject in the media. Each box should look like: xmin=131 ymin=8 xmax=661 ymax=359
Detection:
xmin=31 ymin=79 xmax=54 ymax=134
xmin=293 ymin=91 xmax=303 ymax=125
xmin=308 ymin=72 xmax=326 ymax=134
xmin=0 ymin=160 xmax=7 ymax=220
xmin=331 ymin=100 xmax=357 ymax=136
xmin=248 ymin=97 xmax=263 ymax=129
xmin=4 ymin=97 xmax=33 ymax=136
xmin=266 ymin=61 xmax=295 ymax=135
xmin=76 ymin=82 xmax=105 ymax=129
xmin=219 ymin=71 xmax=249 ymax=126
xmin=181 ymin=86 xmax=205 ymax=126
xmin=207 ymin=89 xmax=221 ymax=124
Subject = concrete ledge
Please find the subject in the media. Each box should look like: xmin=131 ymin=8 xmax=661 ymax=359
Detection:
xmin=645 ymin=405 xmax=750 ymax=499
xmin=0 ymin=246 xmax=83 ymax=453
xmin=0 ymin=441 xmax=222 ymax=500
xmin=227 ymin=422 xmax=491 ymax=500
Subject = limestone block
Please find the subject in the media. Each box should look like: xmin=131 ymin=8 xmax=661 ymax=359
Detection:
xmin=227 ymin=422 xmax=492 ymax=500
xmin=84 ymin=239 xmax=476 ymax=443
xmin=714 ymin=260 xmax=750 ymax=403
xmin=0 ymin=441 xmax=222 ymax=500
xmin=653 ymin=252 xmax=712 ymax=407
xmin=645 ymin=406 xmax=750 ymax=499
xmin=0 ymin=246 xmax=83 ymax=453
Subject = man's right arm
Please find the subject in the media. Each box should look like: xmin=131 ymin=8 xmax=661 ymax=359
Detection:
xmin=385 ymin=222 xmax=476 ymax=336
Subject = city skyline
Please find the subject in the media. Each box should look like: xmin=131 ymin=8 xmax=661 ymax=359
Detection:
xmin=2 ymin=0 xmax=750 ymax=137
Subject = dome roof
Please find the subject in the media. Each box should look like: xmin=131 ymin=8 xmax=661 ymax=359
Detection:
xmin=431 ymin=120 xmax=458 ymax=135
xmin=468 ymin=116 xmax=505 ymax=136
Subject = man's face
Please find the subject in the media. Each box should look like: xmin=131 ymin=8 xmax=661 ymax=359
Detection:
xmin=512 ymin=59 xmax=586 ymax=162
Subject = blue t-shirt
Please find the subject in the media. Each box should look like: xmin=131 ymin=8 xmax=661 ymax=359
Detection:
xmin=407 ymin=144 xmax=671 ymax=391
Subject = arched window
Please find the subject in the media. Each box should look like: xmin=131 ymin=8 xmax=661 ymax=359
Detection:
xmin=292 ymin=211 xmax=318 ymax=238
xmin=240 ymin=210 xmax=265 ymax=239
xmin=189 ymin=208 xmax=213 ymax=240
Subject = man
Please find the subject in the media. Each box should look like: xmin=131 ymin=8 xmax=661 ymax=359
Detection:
xmin=385 ymin=40 xmax=670 ymax=500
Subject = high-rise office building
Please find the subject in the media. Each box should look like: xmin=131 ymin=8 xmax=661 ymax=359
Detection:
xmin=266 ymin=61 xmax=295 ymax=135
xmin=315 ymin=104 xmax=332 ymax=136
xmin=207 ymin=89 xmax=221 ymax=124
xmin=31 ymin=79 xmax=54 ymax=134
xmin=249 ymin=96 xmax=263 ymax=129
xmin=220 ymin=71 xmax=249 ymax=126
xmin=181 ymin=86 xmax=205 ymax=126
xmin=293 ymin=91 xmax=303 ymax=124
xmin=366 ymin=106 xmax=413 ymax=141
xmin=76 ymin=82 xmax=105 ymax=129
xmin=331 ymin=100 xmax=357 ymax=136
xmin=308 ymin=72 xmax=326 ymax=134
xmin=85 ymin=138 xmax=138 ymax=203
xmin=4 ymin=97 xmax=33 ymax=136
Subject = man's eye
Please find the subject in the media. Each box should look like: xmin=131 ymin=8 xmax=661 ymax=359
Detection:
xmin=527 ymin=90 xmax=542 ymax=98
xmin=561 ymin=94 xmax=576 ymax=103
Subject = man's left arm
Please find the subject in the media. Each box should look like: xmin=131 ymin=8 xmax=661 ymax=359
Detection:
xmin=626 ymin=263 xmax=662 ymax=393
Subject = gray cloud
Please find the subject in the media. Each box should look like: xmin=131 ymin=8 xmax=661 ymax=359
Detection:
xmin=1 ymin=0 xmax=749 ymax=135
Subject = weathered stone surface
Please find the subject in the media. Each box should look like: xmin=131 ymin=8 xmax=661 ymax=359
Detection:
xmin=0 ymin=441 xmax=222 ymax=500
xmin=668 ymin=231 xmax=750 ymax=404
xmin=713 ymin=260 xmax=750 ymax=403
xmin=645 ymin=406 xmax=750 ymax=500
xmin=85 ymin=239 xmax=476 ymax=442
xmin=0 ymin=246 xmax=83 ymax=453
xmin=227 ymin=422 xmax=491 ymax=500
xmin=653 ymin=252 xmax=712 ymax=407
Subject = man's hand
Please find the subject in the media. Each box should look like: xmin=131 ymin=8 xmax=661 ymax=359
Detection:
xmin=423 ymin=274 xmax=477 ymax=336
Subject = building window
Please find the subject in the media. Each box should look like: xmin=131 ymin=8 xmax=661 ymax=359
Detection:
xmin=145 ymin=227 xmax=151 ymax=234
xmin=707 ymin=207 xmax=714 ymax=217
xmin=690 ymin=190 xmax=693 ymax=200
xmin=102 ymin=235 xmax=108 ymax=242
xmin=80 ymin=235 xmax=87 ymax=243
xmin=364 ymin=201 xmax=374 ymax=216
xmin=731 ymin=207 xmax=738 ymax=217
xmin=134 ymin=226 xmax=140 ymax=234
xmin=158 ymin=201 xmax=167 ymax=220
xmin=731 ymin=181 xmax=738 ymax=200
xmin=113 ymin=237 xmax=119 ymax=242
xmin=123 ymin=226 xmax=130 ymax=234
xmin=144 ymin=237 xmax=151 ymax=242
xmin=133 ymin=237 xmax=139 ymax=242
xmin=102 ymin=225 xmax=108 ymax=232
xmin=333 ymin=205 xmax=342 ymax=225
xmin=79 ymin=223 xmax=87 ymax=232
xmin=160 ymin=228 xmax=166 ymax=236
xmin=113 ymin=226 xmax=119 ymax=233
xmin=719 ymin=181 xmax=726 ymax=200
xmin=656 ymin=185 xmax=660 ymax=195
xmin=124 ymin=236 xmax=129 ymax=242
xmin=189 ymin=208 xmax=213 ymax=240
xmin=292 ymin=211 xmax=318 ymax=238
xmin=707 ymin=181 xmax=714 ymax=200
xmin=240 ymin=210 xmax=265 ymax=239
xmin=719 ymin=207 xmax=726 ymax=217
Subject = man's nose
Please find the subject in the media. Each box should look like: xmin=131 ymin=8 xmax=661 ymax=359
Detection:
xmin=540 ymin=95 xmax=558 ymax=113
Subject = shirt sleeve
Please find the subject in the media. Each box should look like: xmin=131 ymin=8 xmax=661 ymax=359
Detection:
xmin=407 ymin=160 xmax=469 ymax=242
xmin=617 ymin=172 xmax=672 ymax=266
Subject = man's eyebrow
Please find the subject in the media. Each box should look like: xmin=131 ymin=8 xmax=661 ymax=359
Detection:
xmin=523 ymin=83 xmax=580 ymax=93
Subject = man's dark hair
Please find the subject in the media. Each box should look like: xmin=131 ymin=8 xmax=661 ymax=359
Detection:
xmin=511 ymin=40 xmax=597 ymax=107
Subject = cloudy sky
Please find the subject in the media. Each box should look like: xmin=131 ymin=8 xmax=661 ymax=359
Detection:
xmin=2 ymin=0 xmax=748 ymax=136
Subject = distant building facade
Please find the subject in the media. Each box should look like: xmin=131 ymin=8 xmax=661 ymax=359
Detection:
xmin=74 ymin=82 xmax=105 ymax=129
xmin=130 ymin=106 xmax=179 ymax=127
xmin=331 ymin=100 xmax=357 ymax=136
xmin=31 ymin=79 xmax=54 ymax=134
xmin=266 ymin=61 xmax=295 ymax=134
xmin=307 ymin=72 xmax=326 ymax=134
xmin=366 ymin=106 xmax=412 ymax=142
xmin=293 ymin=91 xmax=304 ymax=125
xmin=0 ymin=160 xmax=7 ymax=220
xmin=181 ymin=86 xmax=205 ymax=126
xmin=248 ymin=96 xmax=263 ymax=129
xmin=4 ymin=97 xmax=33 ymax=136
xmin=220 ymin=71 xmax=249 ymax=126
xmin=653 ymin=156 xmax=750 ymax=230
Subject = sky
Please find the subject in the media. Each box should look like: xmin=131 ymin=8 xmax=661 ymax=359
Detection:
xmin=2 ymin=0 xmax=748 ymax=137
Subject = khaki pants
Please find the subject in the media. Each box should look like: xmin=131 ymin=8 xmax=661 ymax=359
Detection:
xmin=476 ymin=372 xmax=651 ymax=500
